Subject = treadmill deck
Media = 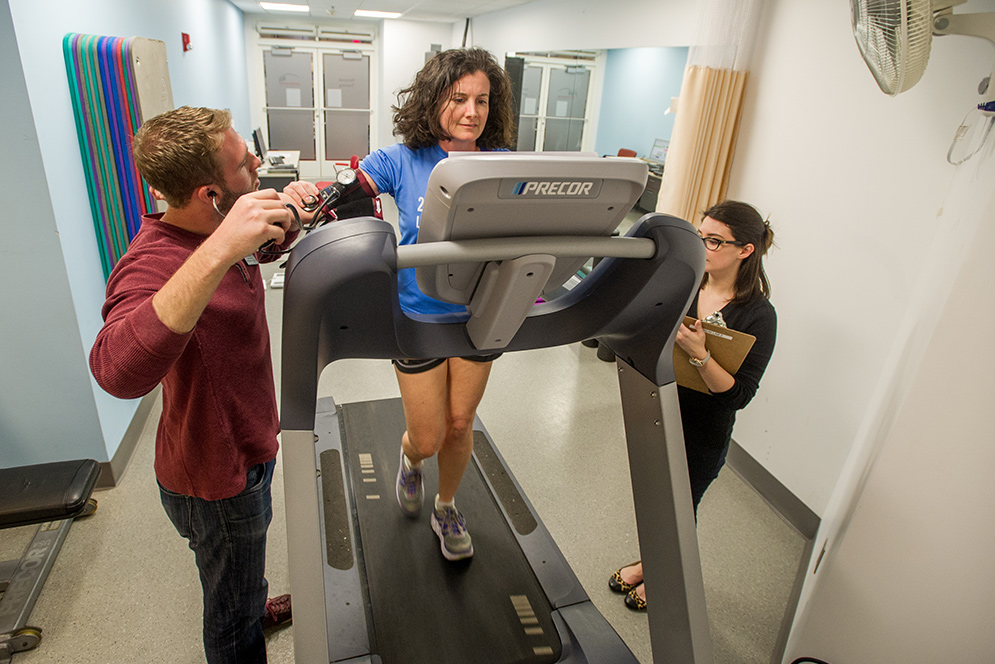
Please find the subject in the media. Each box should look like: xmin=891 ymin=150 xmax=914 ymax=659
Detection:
xmin=323 ymin=397 xmax=563 ymax=663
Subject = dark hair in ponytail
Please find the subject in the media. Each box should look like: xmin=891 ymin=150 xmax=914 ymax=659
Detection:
xmin=701 ymin=200 xmax=775 ymax=304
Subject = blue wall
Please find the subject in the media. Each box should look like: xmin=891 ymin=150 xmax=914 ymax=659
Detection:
xmin=594 ymin=47 xmax=687 ymax=159
xmin=1 ymin=0 xmax=251 ymax=467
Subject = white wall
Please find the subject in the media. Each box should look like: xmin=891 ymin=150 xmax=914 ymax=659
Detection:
xmin=728 ymin=0 xmax=995 ymax=511
xmin=471 ymin=0 xmax=698 ymax=55
xmin=718 ymin=0 xmax=995 ymax=656
xmin=2 ymin=0 xmax=251 ymax=466
xmin=378 ymin=20 xmax=456 ymax=149
xmin=786 ymin=146 xmax=995 ymax=661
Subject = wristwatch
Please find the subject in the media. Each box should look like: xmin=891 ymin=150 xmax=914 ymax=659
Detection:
xmin=689 ymin=350 xmax=711 ymax=367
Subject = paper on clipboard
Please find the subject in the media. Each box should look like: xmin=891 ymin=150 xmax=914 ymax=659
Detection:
xmin=674 ymin=317 xmax=755 ymax=393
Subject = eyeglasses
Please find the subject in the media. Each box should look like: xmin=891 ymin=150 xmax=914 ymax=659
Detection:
xmin=699 ymin=235 xmax=745 ymax=251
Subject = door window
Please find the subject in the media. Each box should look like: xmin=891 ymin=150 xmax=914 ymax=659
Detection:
xmin=513 ymin=55 xmax=597 ymax=153
xmin=263 ymin=50 xmax=316 ymax=160
xmin=322 ymin=52 xmax=371 ymax=162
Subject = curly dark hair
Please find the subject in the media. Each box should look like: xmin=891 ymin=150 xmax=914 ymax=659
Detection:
xmin=392 ymin=48 xmax=515 ymax=150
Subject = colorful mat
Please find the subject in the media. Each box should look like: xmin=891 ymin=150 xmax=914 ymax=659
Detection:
xmin=64 ymin=34 xmax=156 ymax=279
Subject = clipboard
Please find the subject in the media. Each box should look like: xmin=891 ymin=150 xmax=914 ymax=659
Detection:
xmin=674 ymin=317 xmax=755 ymax=393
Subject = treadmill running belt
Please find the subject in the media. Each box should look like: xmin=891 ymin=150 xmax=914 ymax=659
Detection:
xmin=338 ymin=399 xmax=562 ymax=664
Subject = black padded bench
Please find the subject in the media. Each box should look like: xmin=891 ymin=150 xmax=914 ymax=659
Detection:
xmin=0 ymin=459 xmax=100 ymax=662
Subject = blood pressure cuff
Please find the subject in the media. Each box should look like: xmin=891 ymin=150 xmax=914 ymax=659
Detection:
xmin=318 ymin=170 xmax=382 ymax=221
xmin=328 ymin=196 xmax=383 ymax=221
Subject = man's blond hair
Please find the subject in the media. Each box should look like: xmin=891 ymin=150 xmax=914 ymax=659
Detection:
xmin=132 ymin=106 xmax=232 ymax=208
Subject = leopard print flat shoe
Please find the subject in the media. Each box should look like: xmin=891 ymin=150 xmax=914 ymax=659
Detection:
xmin=608 ymin=562 xmax=642 ymax=594
xmin=624 ymin=585 xmax=647 ymax=611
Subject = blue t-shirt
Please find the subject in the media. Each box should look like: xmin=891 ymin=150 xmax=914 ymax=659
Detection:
xmin=360 ymin=143 xmax=459 ymax=315
xmin=362 ymin=143 xmax=516 ymax=315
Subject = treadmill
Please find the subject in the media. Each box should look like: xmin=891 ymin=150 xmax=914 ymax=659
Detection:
xmin=280 ymin=152 xmax=713 ymax=663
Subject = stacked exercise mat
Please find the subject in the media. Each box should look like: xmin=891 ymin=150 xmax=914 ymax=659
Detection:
xmin=63 ymin=34 xmax=172 ymax=279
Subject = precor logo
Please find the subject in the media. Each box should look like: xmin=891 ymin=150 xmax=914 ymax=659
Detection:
xmin=512 ymin=181 xmax=595 ymax=196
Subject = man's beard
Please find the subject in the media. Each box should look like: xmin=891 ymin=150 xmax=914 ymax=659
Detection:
xmin=215 ymin=179 xmax=260 ymax=215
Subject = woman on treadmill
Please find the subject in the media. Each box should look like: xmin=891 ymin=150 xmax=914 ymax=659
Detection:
xmin=288 ymin=48 xmax=515 ymax=561
xmin=609 ymin=200 xmax=778 ymax=609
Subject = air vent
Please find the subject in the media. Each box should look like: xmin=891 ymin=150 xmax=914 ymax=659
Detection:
xmin=256 ymin=23 xmax=317 ymax=39
xmin=517 ymin=50 xmax=600 ymax=62
xmin=318 ymin=28 xmax=374 ymax=44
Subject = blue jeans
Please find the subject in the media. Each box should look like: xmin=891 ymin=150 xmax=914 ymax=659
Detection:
xmin=159 ymin=460 xmax=274 ymax=664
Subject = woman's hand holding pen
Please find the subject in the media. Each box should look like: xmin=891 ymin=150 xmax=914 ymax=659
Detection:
xmin=677 ymin=319 xmax=736 ymax=393
xmin=676 ymin=319 xmax=708 ymax=361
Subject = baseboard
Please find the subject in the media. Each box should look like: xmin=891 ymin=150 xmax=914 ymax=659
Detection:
xmin=96 ymin=387 xmax=160 ymax=489
xmin=725 ymin=440 xmax=820 ymax=664
xmin=726 ymin=440 xmax=819 ymax=539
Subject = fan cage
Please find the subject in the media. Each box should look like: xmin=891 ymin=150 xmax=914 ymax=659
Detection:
xmin=851 ymin=0 xmax=932 ymax=96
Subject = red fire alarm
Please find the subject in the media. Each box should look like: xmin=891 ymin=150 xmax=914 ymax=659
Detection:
xmin=182 ymin=33 xmax=192 ymax=52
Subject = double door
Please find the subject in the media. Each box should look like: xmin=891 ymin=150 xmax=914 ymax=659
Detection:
xmin=516 ymin=61 xmax=594 ymax=153
xmin=261 ymin=46 xmax=374 ymax=180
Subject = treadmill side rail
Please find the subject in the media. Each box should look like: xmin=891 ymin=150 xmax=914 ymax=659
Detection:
xmin=617 ymin=364 xmax=714 ymax=664
xmin=283 ymin=428 xmax=335 ymax=663
xmin=313 ymin=402 xmax=377 ymax=662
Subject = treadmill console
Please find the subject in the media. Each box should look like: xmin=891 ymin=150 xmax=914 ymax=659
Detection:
xmin=416 ymin=152 xmax=648 ymax=305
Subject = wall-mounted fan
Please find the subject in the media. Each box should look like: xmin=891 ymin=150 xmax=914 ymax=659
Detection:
xmin=851 ymin=0 xmax=995 ymax=114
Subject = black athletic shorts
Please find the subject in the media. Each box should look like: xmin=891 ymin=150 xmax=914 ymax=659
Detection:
xmin=392 ymin=354 xmax=502 ymax=374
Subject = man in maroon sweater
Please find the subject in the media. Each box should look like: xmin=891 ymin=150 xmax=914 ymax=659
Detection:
xmin=90 ymin=106 xmax=301 ymax=664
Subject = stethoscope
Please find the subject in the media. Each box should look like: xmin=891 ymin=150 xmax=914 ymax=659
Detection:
xmin=211 ymin=191 xmax=302 ymax=257
xmin=209 ymin=167 xmax=357 ymax=257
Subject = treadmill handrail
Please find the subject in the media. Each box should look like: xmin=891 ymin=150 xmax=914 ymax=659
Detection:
xmin=279 ymin=214 xmax=704 ymax=432
xmin=395 ymin=235 xmax=656 ymax=269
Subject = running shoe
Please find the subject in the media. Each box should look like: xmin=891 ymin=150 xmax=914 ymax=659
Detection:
xmin=431 ymin=503 xmax=474 ymax=561
xmin=395 ymin=448 xmax=423 ymax=517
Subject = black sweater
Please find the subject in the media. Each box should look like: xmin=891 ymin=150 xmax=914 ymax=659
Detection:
xmin=678 ymin=293 xmax=777 ymax=450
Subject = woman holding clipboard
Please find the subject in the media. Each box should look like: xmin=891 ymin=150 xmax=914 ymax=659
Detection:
xmin=609 ymin=200 xmax=778 ymax=611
